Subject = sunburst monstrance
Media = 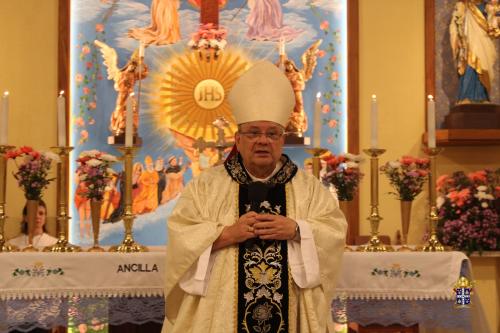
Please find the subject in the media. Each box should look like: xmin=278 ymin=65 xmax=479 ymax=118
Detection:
xmin=158 ymin=50 xmax=250 ymax=142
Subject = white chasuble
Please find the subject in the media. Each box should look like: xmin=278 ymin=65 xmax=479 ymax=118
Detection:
xmin=162 ymin=154 xmax=346 ymax=333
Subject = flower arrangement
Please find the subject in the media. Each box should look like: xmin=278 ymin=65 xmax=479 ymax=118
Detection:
xmin=188 ymin=23 xmax=227 ymax=60
xmin=322 ymin=153 xmax=364 ymax=201
xmin=437 ymin=169 xmax=500 ymax=254
xmin=6 ymin=146 xmax=59 ymax=200
xmin=76 ymin=150 xmax=117 ymax=201
xmin=380 ymin=156 xmax=430 ymax=201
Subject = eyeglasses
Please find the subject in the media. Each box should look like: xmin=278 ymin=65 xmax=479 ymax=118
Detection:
xmin=239 ymin=131 xmax=284 ymax=141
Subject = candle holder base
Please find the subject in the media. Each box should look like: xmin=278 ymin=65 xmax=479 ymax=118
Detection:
xmin=88 ymin=245 xmax=105 ymax=252
xmin=109 ymin=234 xmax=148 ymax=253
xmin=397 ymin=245 xmax=413 ymax=252
xmin=43 ymin=239 xmax=81 ymax=253
xmin=22 ymin=245 xmax=38 ymax=252
xmin=356 ymin=236 xmax=394 ymax=252
xmin=416 ymin=235 xmax=446 ymax=252
xmin=0 ymin=242 xmax=18 ymax=252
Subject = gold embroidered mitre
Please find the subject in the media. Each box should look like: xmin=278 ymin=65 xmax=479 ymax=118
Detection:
xmin=228 ymin=60 xmax=295 ymax=127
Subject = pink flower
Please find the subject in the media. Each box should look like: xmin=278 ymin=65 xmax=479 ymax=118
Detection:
xmin=400 ymin=156 xmax=415 ymax=165
xmin=74 ymin=117 xmax=85 ymax=127
xmin=81 ymin=45 xmax=91 ymax=55
xmin=328 ymin=119 xmax=338 ymax=128
xmin=330 ymin=71 xmax=339 ymax=81
xmin=88 ymin=102 xmax=96 ymax=110
xmin=320 ymin=20 xmax=329 ymax=31
xmin=88 ymin=118 xmax=95 ymax=125
xmin=330 ymin=55 xmax=337 ymax=62
xmin=322 ymin=104 xmax=330 ymax=114
xmin=86 ymin=61 xmax=93 ymax=69
xmin=80 ymin=130 xmax=89 ymax=140
xmin=95 ymin=23 xmax=105 ymax=33
xmin=327 ymin=136 xmax=335 ymax=144
xmin=317 ymin=50 xmax=326 ymax=58
xmin=75 ymin=73 xmax=84 ymax=83
xmin=82 ymin=87 xmax=90 ymax=95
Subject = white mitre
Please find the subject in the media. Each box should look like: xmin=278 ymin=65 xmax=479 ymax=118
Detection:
xmin=228 ymin=60 xmax=295 ymax=127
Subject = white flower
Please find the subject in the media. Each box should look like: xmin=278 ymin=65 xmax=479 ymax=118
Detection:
xmin=43 ymin=151 xmax=61 ymax=163
xmin=260 ymin=201 xmax=271 ymax=210
xmin=344 ymin=153 xmax=363 ymax=162
xmin=481 ymin=202 xmax=489 ymax=208
xmin=436 ymin=196 xmax=445 ymax=209
xmin=476 ymin=185 xmax=487 ymax=192
xmin=389 ymin=161 xmax=401 ymax=169
xmin=475 ymin=192 xmax=494 ymax=200
xmin=100 ymin=153 xmax=117 ymax=162
xmin=80 ymin=150 xmax=99 ymax=158
xmin=345 ymin=161 xmax=359 ymax=169
xmin=86 ymin=158 xmax=102 ymax=167
xmin=106 ymin=167 xmax=116 ymax=175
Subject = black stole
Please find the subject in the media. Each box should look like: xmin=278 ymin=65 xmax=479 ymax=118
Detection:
xmin=224 ymin=153 xmax=298 ymax=333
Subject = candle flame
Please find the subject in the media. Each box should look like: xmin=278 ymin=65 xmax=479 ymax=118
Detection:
xmin=427 ymin=94 xmax=434 ymax=100
xmin=3 ymin=91 xmax=9 ymax=97
xmin=59 ymin=90 xmax=65 ymax=96
xmin=371 ymin=94 xmax=377 ymax=100
xmin=316 ymin=92 xmax=321 ymax=99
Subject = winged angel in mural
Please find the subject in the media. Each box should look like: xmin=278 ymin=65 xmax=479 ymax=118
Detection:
xmin=95 ymin=40 xmax=148 ymax=137
xmin=282 ymin=39 xmax=323 ymax=136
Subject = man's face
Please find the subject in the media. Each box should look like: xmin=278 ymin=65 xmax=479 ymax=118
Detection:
xmin=235 ymin=121 xmax=285 ymax=173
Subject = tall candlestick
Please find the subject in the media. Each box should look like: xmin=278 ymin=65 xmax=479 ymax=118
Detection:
xmin=57 ymin=91 xmax=66 ymax=146
xmin=370 ymin=94 xmax=378 ymax=149
xmin=1 ymin=92 xmax=9 ymax=145
xmin=125 ymin=93 xmax=134 ymax=147
xmin=313 ymin=92 xmax=322 ymax=148
xmin=427 ymin=95 xmax=436 ymax=148
xmin=279 ymin=37 xmax=285 ymax=56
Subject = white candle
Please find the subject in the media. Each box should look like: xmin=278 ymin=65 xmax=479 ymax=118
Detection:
xmin=125 ymin=93 xmax=134 ymax=147
xmin=139 ymin=42 xmax=145 ymax=58
xmin=57 ymin=91 xmax=66 ymax=146
xmin=313 ymin=92 xmax=322 ymax=148
xmin=370 ymin=94 xmax=378 ymax=149
xmin=427 ymin=95 xmax=436 ymax=148
xmin=279 ymin=37 xmax=285 ymax=56
xmin=1 ymin=91 xmax=9 ymax=145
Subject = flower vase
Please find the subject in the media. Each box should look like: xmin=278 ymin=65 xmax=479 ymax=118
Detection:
xmin=338 ymin=200 xmax=353 ymax=251
xmin=398 ymin=200 xmax=413 ymax=251
xmin=22 ymin=199 xmax=39 ymax=252
xmin=88 ymin=199 xmax=104 ymax=252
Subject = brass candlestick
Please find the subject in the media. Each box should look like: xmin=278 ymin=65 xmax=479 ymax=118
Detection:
xmin=109 ymin=146 xmax=148 ymax=252
xmin=305 ymin=147 xmax=328 ymax=179
xmin=44 ymin=147 xmax=81 ymax=252
xmin=419 ymin=147 xmax=445 ymax=252
xmin=357 ymin=148 xmax=393 ymax=252
xmin=0 ymin=145 xmax=18 ymax=252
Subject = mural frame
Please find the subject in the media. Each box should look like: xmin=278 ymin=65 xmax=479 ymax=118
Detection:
xmin=58 ymin=0 xmax=361 ymax=244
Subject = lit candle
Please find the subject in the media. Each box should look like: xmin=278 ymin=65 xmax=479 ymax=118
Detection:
xmin=1 ymin=91 xmax=9 ymax=145
xmin=57 ymin=91 xmax=66 ymax=146
xmin=370 ymin=94 xmax=378 ymax=149
xmin=427 ymin=95 xmax=436 ymax=148
xmin=125 ymin=93 xmax=134 ymax=147
xmin=313 ymin=92 xmax=322 ymax=148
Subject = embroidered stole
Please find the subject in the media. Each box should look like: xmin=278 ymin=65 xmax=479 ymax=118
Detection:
xmin=224 ymin=153 xmax=298 ymax=333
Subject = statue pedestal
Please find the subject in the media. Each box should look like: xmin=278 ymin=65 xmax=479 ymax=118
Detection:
xmin=107 ymin=134 xmax=143 ymax=146
xmin=444 ymin=104 xmax=500 ymax=129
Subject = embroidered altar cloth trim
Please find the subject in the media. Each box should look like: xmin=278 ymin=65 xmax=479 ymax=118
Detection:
xmin=334 ymin=251 xmax=468 ymax=301
xmin=0 ymin=251 xmax=165 ymax=300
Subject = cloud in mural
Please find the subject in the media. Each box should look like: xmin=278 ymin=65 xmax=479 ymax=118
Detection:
xmin=73 ymin=0 xmax=149 ymax=24
xmin=284 ymin=0 xmax=345 ymax=16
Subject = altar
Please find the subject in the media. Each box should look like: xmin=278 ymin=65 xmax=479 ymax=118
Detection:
xmin=0 ymin=249 xmax=489 ymax=333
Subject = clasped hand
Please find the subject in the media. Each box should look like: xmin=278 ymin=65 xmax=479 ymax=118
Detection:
xmin=230 ymin=211 xmax=297 ymax=243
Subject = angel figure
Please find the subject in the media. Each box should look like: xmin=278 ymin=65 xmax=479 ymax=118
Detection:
xmin=282 ymin=39 xmax=322 ymax=135
xmin=95 ymin=40 xmax=148 ymax=136
xmin=128 ymin=0 xmax=181 ymax=45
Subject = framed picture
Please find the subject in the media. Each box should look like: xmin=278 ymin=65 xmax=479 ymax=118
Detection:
xmin=58 ymin=0 xmax=360 ymax=245
xmin=425 ymin=0 xmax=500 ymax=143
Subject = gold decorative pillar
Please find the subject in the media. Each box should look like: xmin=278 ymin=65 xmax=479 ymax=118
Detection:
xmin=305 ymin=147 xmax=327 ymax=179
xmin=419 ymin=147 xmax=445 ymax=252
xmin=0 ymin=145 xmax=18 ymax=252
xmin=357 ymin=148 xmax=393 ymax=252
xmin=44 ymin=147 xmax=81 ymax=252
xmin=109 ymin=147 xmax=148 ymax=252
